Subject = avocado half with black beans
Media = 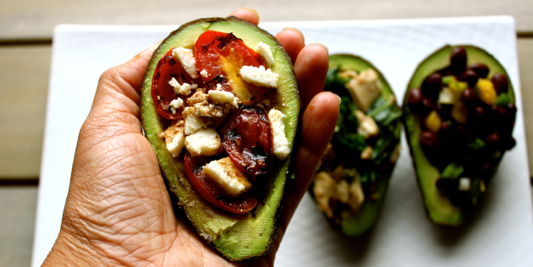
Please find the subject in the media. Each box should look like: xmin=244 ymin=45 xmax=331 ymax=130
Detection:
xmin=403 ymin=45 xmax=516 ymax=226
xmin=140 ymin=17 xmax=299 ymax=260
xmin=310 ymin=54 xmax=401 ymax=236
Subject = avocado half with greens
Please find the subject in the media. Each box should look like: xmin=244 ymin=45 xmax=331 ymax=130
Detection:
xmin=140 ymin=17 xmax=299 ymax=260
xmin=403 ymin=45 xmax=516 ymax=226
xmin=310 ymin=54 xmax=401 ymax=236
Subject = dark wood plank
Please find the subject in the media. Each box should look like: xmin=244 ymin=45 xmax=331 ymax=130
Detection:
xmin=0 ymin=186 xmax=38 ymax=267
xmin=0 ymin=0 xmax=532 ymax=40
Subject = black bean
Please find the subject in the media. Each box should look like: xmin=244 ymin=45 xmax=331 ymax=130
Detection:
xmin=420 ymin=131 xmax=438 ymax=147
xmin=492 ymin=73 xmax=509 ymax=95
xmin=456 ymin=125 xmax=476 ymax=143
xmin=438 ymin=121 xmax=454 ymax=143
xmin=450 ymin=47 xmax=467 ymax=74
xmin=473 ymin=106 xmax=486 ymax=117
xmin=502 ymin=137 xmax=516 ymax=150
xmin=420 ymin=97 xmax=434 ymax=115
xmin=461 ymin=88 xmax=477 ymax=105
xmin=467 ymin=63 xmax=490 ymax=78
xmin=421 ymin=73 xmax=442 ymax=102
xmin=449 ymin=191 xmax=473 ymax=207
xmin=460 ymin=70 xmax=479 ymax=88
xmin=435 ymin=103 xmax=452 ymax=120
xmin=485 ymin=133 xmax=501 ymax=149
xmin=407 ymin=88 xmax=423 ymax=111
xmin=507 ymin=103 xmax=517 ymax=116
xmin=436 ymin=178 xmax=456 ymax=193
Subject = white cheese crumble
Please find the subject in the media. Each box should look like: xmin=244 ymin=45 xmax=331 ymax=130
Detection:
xmin=183 ymin=107 xmax=210 ymax=135
xmin=268 ymin=109 xmax=290 ymax=160
xmin=355 ymin=110 xmax=379 ymax=139
xmin=345 ymin=69 xmax=382 ymax=112
xmin=438 ymin=88 xmax=457 ymax=104
xmin=168 ymin=98 xmax=184 ymax=114
xmin=216 ymin=83 xmax=223 ymax=91
xmin=203 ymin=157 xmax=251 ymax=197
xmin=458 ymin=177 xmax=471 ymax=191
xmin=172 ymin=47 xmax=198 ymax=79
xmin=200 ymin=69 xmax=208 ymax=78
xmin=169 ymin=77 xmax=192 ymax=95
xmin=240 ymin=65 xmax=279 ymax=88
xmin=255 ymin=42 xmax=274 ymax=66
xmin=166 ymin=132 xmax=184 ymax=157
xmin=164 ymin=121 xmax=185 ymax=157
xmin=209 ymin=90 xmax=239 ymax=108
xmin=184 ymin=128 xmax=221 ymax=157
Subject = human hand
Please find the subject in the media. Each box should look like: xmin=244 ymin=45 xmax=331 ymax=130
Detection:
xmin=43 ymin=8 xmax=339 ymax=267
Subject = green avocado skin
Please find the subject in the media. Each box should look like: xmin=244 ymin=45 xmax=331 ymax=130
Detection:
xmin=314 ymin=54 xmax=400 ymax=237
xmin=140 ymin=17 xmax=299 ymax=261
xmin=402 ymin=45 xmax=515 ymax=226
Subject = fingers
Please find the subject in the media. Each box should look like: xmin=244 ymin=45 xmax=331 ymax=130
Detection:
xmin=294 ymin=44 xmax=330 ymax=108
xmin=94 ymin=43 xmax=157 ymax=108
xmin=268 ymin=92 xmax=340 ymax=257
xmin=287 ymin=92 xmax=340 ymax=216
xmin=80 ymin=43 xmax=158 ymax=143
xmin=295 ymin=92 xmax=340 ymax=186
xmin=275 ymin=28 xmax=305 ymax=64
xmin=228 ymin=8 xmax=259 ymax=26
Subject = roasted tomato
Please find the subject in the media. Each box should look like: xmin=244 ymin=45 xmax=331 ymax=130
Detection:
xmin=184 ymin=152 xmax=257 ymax=214
xmin=151 ymin=49 xmax=202 ymax=120
xmin=221 ymin=105 xmax=272 ymax=175
xmin=194 ymin=30 xmax=267 ymax=104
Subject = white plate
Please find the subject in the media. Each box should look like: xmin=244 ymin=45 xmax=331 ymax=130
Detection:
xmin=33 ymin=16 xmax=532 ymax=267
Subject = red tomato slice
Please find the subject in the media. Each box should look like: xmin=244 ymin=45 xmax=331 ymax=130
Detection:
xmin=221 ymin=105 xmax=272 ymax=175
xmin=184 ymin=152 xmax=257 ymax=214
xmin=194 ymin=30 xmax=267 ymax=104
xmin=151 ymin=49 xmax=203 ymax=120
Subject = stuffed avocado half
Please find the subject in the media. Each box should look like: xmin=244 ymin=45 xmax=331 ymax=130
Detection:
xmin=141 ymin=17 xmax=299 ymax=261
xmin=310 ymin=54 xmax=401 ymax=237
xmin=403 ymin=45 xmax=516 ymax=226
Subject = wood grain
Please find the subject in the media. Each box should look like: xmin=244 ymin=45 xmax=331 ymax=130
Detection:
xmin=517 ymin=39 xmax=533 ymax=177
xmin=0 ymin=186 xmax=37 ymax=267
xmin=0 ymin=45 xmax=50 ymax=178
xmin=0 ymin=0 xmax=532 ymax=40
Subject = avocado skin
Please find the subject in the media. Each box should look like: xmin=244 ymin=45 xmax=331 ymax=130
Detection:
xmin=140 ymin=17 xmax=299 ymax=261
xmin=311 ymin=54 xmax=400 ymax=237
xmin=402 ymin=45 xmax=515 ymax=226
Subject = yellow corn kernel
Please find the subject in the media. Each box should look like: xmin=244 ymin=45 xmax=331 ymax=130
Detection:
xmin=452 ymin=102 xmax=468 ymax=124
xmin=449 ymin=80 xmax=468 ymax=93
xmin=425 ymin=110 xmax=442 ymax=133
xmin=477 ymin=78 xmax=497 ymax=105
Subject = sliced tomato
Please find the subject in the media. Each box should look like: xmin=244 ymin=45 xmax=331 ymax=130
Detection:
xmin=184 ymin=152 xmax=257 ymax=214
xmin=194 ymin=30 xmax=267 ymax=104
xmin=151 ymin=49 xmax=203 ymax=120
xmin=221 ymin=105 xmax=272 ymax=175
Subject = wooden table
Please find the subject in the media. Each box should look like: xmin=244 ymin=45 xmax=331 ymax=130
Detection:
xmin=1 ymin=0 xmax=532 ymax=266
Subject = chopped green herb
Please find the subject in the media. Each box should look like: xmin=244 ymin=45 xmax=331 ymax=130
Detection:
xmin=467 ymin=138 xmax=485 ymax=150
xmin=495 ymin=93 xmax=511 ymax=107
xmin=442 ymin=75 xmax=455 ymax=85
xmin=441 ymin=163 xmax=464 ymax=179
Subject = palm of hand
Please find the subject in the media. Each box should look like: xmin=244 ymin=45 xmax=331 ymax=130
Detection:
xmin=44 ymin=10 xmax=338 ymax=267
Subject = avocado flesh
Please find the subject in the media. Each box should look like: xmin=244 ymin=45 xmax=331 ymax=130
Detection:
xmin=322 ymin=54 xmax=400 ymax=236
xmin=403 ymin=45 xmax=515 ymax=226
xmin=140 ymin=17 xmax=299 ymax=260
